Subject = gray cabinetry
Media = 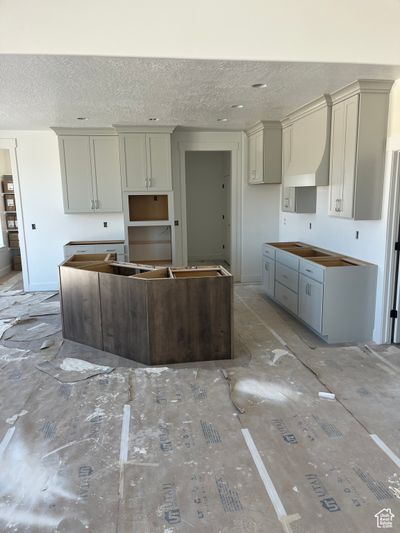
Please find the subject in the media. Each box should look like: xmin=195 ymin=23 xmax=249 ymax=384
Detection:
xmin=328 ymin=80 xmax=393 ymax=220
xmin=261 ymin=242 xmax=377 ymax=343
xmin=55 ymin=129 xmax=122 ymax=214
xmin=116 ymin=127 xmax=174 ymax=192
xmin=247 ymin=122 xmax=282 ymax=184
xmin=298 ymin=274 xmax=323 ymax=333
xmin=262 ymin=255 xmax=275 ymax=297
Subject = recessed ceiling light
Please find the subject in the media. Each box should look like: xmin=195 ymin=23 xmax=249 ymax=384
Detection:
xmin=148 ymin=117 xmax=159 ymax=121
xmin=217 ymin=118 xmax=228 ymax=122
xmin=76 ymin=117 xmax=88 ymax=120
xmin=231 ymin=104 xmax=244 ymax=109
xmin=252 ymin=83 xmax=268 ymax=88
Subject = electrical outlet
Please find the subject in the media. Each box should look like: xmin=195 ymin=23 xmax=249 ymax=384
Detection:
xmin=283 ymin=217 xmax=287 ymax=226
xmin=103 ymin=222 xmax=108 ymax=228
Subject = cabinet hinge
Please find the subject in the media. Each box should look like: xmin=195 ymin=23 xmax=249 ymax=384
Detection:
xmin=395 ymin=242 xmax=400 ymax=252
xmin=390 ymin=309 xmax=398 ymax=319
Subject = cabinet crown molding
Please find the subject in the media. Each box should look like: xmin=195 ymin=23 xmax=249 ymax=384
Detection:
xmin=330 ymin=79 xmax=394 ymax=104
xmin=113 ymin=125 xmax=175 ymax=134
xmin=246 ymin=121 xmax=281 ymax=136
xmin=51 ymin=127 xmax=116 ymax=136
xmin=281 ymin=95 xmax=332 ymax=127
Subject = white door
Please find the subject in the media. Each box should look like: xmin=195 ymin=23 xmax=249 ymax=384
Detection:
xmin=299 ymin=274 xmax=323 ymax=333
xmin=341 ymin=94 xmax=359 ymax=218
xmin=91 ymin=136 xmax=122 ymax=212
xmin=146 ymin=133 xmax=172 ymax=191
xmin=60 ymin=136 xmax=94 ymax=213
xmin=262 ymin=256 xmax=275 ymax=297
xmin=329 ymin=102 xmax=345 ymax=216
xmin=122 ymin=134 xmax=147 ymax=191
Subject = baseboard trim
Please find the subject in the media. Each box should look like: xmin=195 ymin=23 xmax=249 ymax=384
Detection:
xmin=26 ymin=282 xmax=59 ymax=292
xmin=240 ymin=274 xmax=261 ymax=283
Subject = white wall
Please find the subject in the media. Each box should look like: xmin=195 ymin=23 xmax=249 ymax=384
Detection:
xmin=0 ymin=131 xmax=124 ymax=291
xmin=1 ymin=0 xmax=399 ymax=65
xmin=278 ymin=80 xmax=400 ymax=342
xmin=0 ymin=149 xmax=12 ymax=276
xmin=241 ymin=184 xmax=280 ymax=283
xmin=185 ymin=151 xmax=227 ymax=261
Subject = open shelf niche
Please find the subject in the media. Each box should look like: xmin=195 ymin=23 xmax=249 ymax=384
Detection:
xmin=128 ymin=225 xmax=172 ymax=265
xmin=128 ymin=193 xmax=169 ymax=222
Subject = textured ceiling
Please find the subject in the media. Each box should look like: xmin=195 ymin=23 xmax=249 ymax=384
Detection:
xmin=0 ymin=55 xmax=400 ymax=130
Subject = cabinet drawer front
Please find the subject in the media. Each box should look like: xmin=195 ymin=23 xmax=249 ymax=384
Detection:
xmin=300 ymin=259 xmax=324 ymax=283
xmin=275 ymin=262 xmax=299 ymax=293
xmin=276 ymin=249 xmax=299 ymax=271
xmin=275 ymin=282 xmax=298 ymax=315
xmin=64 ymin=245 xmax=93 ymax=258
xmin=262 ymin=244 xmax=276 ymax=259
xmin=95 ymin=244 xmax=125 ymax=254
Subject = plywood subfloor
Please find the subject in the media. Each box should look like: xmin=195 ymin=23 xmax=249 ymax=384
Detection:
xmin=0 ymin=278 xmax=399 ymax=532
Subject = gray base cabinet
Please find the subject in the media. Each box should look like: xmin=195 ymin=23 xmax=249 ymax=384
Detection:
xmin=261 ymin=242 xmax=377 ymax=343
xmin=298 ymin=274 xmax=323 ymax=333
xmin=262 ymin=254 xmax=275 ymax=297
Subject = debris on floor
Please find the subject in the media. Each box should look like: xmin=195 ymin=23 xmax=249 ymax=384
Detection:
xmin=0 ymin=281 xmax=399 ymax=532
xmin=37 ymin=357 xmax=114 ymax=383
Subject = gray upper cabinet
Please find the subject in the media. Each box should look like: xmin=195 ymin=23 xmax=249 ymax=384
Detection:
xmin=91 ymin=136 xmax=123 ymax=212
xmin=328 ymin=79 xmax=393 ymax=220
xmin=121 ymin=134 xmax=148 ymax=191
xmin=281 ymin=95 xmax=332 ymax=188
xmin=247 ymin=121 xmax=282 ymax=184
xmin=55 ymin=129 xmax=122 ymax=214
xmin=281 ymin=125 xmax=316 ymax=213
xmin=116 ymin=127 xmax=174 ymax=192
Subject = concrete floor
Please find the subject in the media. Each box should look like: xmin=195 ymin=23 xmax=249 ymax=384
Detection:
xmin=0 ymin=273 xmax=399 ymax=532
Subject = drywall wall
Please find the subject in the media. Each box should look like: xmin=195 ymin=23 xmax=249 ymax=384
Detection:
xmin=1 ymin=0 xmax=399 ymax=65
xmin=0 ymin=149 xmax=12 ymax=275
xmin=185 ymin=151 xmax=228 ymax=261
xmin=278 ymin=80 xmax=400 ymax=342
xmin=0 ymin=131 xmax=124 ymax=291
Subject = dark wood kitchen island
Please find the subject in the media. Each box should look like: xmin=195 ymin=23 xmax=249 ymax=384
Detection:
xmin=59 ymin=254 xmax=233 ymax=365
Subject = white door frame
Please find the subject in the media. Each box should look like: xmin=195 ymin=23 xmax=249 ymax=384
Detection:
xmin=174 ymin=133 xmax=242 ymax=280
xmin=0 ymin=138 xmax=29 ymax=290
xmin=381 ymin=149 xmax=400 ymax=343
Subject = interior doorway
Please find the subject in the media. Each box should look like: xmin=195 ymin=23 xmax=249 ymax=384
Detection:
xmin=185 ymin=151 xmax=231 ymax=267
xmin=0 ymin=139 xmax=27 ymax=290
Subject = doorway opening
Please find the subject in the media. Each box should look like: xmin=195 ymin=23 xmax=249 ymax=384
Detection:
xmin=185 ymin=151 xmax=231 ymax=268
xmin=0 ymin=149 xmax=20 ymax=277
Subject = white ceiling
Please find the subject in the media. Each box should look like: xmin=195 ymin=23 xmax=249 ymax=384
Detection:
xmin=0 ymin=55 xmax=400 ymax=130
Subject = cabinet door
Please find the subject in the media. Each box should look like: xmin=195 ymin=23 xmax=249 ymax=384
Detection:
xmin=254 ymin=130 xmax=264 ymax=183
xmin=341 ymin=95 xmax=359 ymax=218
xmin=282 ymin=125 xmax=292 ymax=176
xmin=299 ymin=274 xmax=323 ymax=333
xmin=91 ymin=136 xmax=122 ymax=212
xmin=248 ymin=134 xmax=257 ymax=183
xmin=121 ymin=134 xmax=147 ymax=191
xmin=282 ymin=187 xmax=295 ymax=212
xmin=329 ymin=102 xmax=345 ymax=216
xmin=59 ymin=136 xmax=94 ymax=213
xmin=146 ymin=133 xmax=172 ymax=190
xmin=262 ymin=256 xmax=275 ymax=297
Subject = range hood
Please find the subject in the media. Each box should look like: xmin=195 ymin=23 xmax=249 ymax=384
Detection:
xmin=282 ymin=95 xmax=332 ymax=187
